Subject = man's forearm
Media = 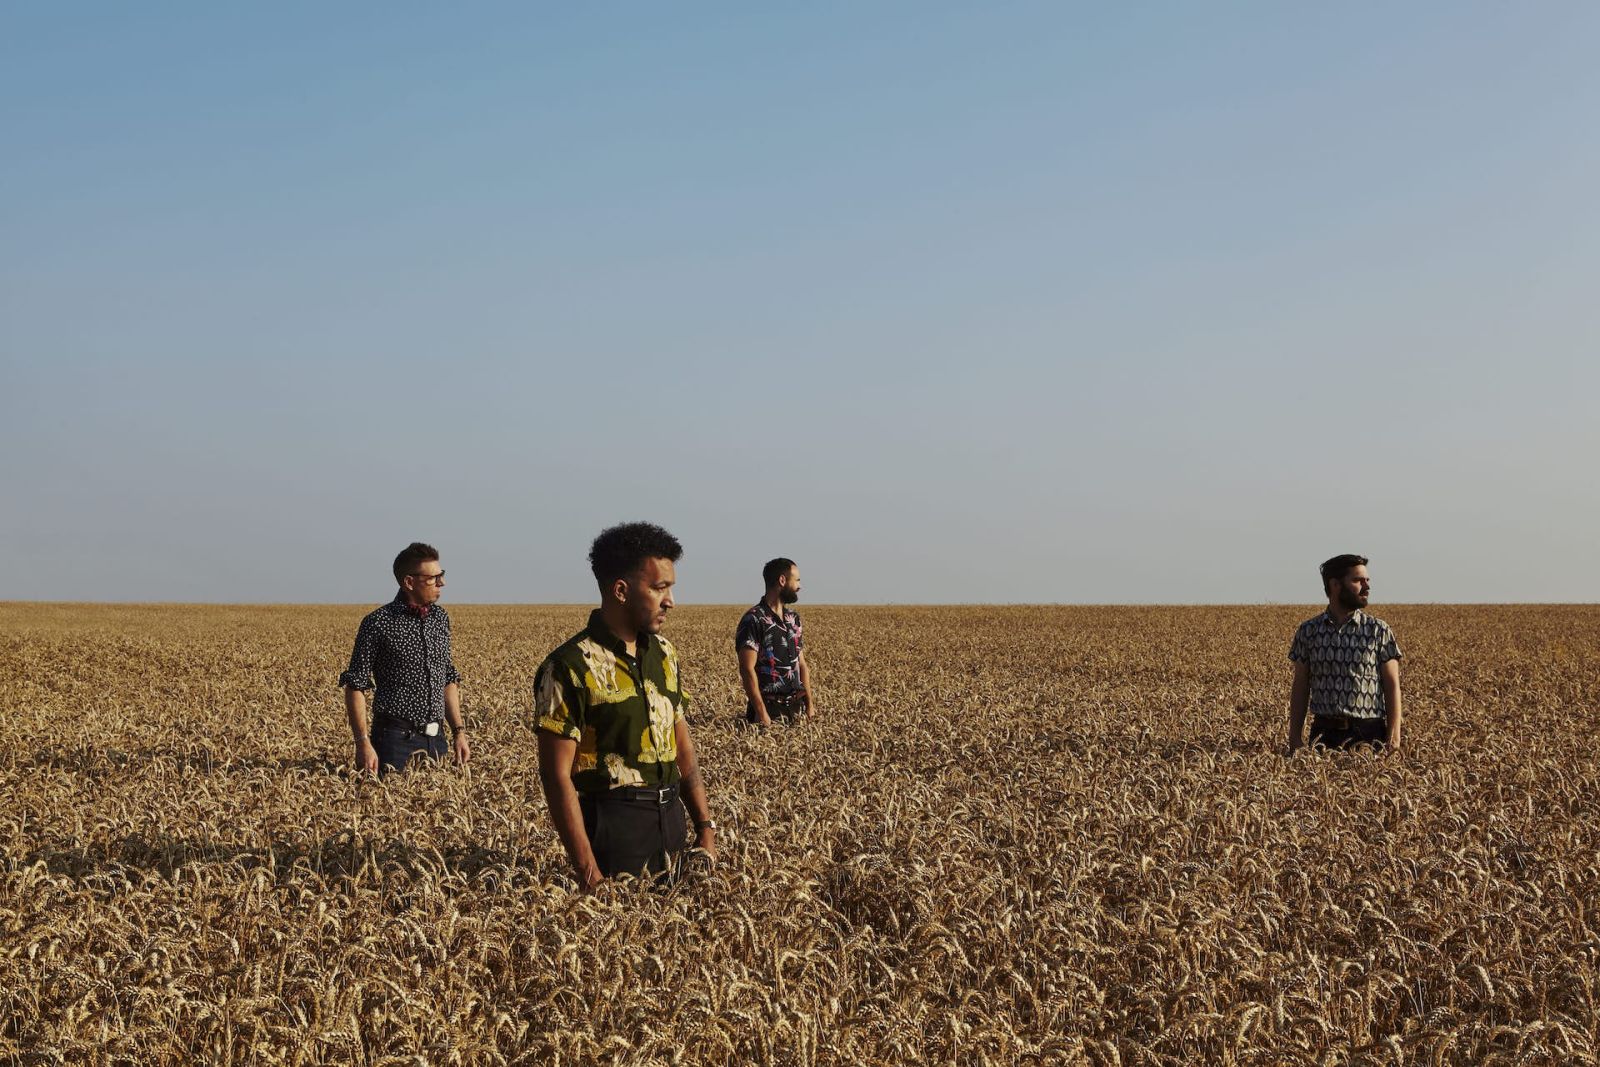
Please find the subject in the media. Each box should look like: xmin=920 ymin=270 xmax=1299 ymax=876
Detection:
xmin=1386 ymin=689 xmax=1403 ymax=746
xmin=539 ymin=768 xmax=598 ymax=875
xmin=444 ymin=682 xmax=465 ymax=732
xmin=679 ymin=762 xmax=712 ymax=829
xmin=674 ymin=723 xmax=712 ymax=828
xmin=738 ymin=667 xmax=767 ymax=717
xmin=1287 ymin=691 xmax=1309 ymax=751
xmin=344 ymin=688 xmax=371 ymax=744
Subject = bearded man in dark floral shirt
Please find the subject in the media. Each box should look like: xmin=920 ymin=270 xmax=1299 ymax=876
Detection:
xmin=736 ymin=557 xmax=817 ymax=727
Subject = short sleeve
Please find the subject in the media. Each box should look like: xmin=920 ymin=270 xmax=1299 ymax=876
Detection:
xmin=1378 ymin=625 xmax=1402 ymax=665
xmin=1287 ymin=624 xmax=1307 ymax=663
xmin=339 ymin=616 xmax=376 ymax=690
xmin=735 ymin=611 xmax=760 ymax=651
xmin=534 ymin=659 xmax=583 ymax=741
xmin=669 ymin=646 xmax=689 ymax=724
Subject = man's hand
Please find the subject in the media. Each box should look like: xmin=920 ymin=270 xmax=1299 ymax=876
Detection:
xmin=756 ymin=710 xmax=773 ymax=729
xmin=356 ymin=737 xmax=379 ymax=775
xmin=453 ymin=728 xmax=472 ymax=765
xmin=577 ymin=861 xmax=605 ymax=894
xmin=693 ymin=825 xmax=718 ymax=863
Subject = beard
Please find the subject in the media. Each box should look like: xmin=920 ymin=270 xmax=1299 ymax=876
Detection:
xmin=1337 ymin=587 xmax=1367 ymax=611
xmin=779 ymin=588 xmax=799 ymax=605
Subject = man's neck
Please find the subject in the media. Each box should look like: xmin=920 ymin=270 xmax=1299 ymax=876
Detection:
xmin=401 ymin=590 xmax=429 ymax=612
xmin=599 ymin=604 xmax=639 ymax=657
xmin=1327 ymin=601 xmax=1357 ymax=624
xmin=763 ymin=590 xmax=785 ymax=615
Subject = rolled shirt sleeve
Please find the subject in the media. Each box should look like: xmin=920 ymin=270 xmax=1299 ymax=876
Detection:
xmin=339 ymin=616 xmax=376 ymax=691
xmin=1287 ymin=623 xmax=1308 ymax=663
xmin=442 ymin=615 xmax=463 ymax=685
xmin=534 ymin=659 xmax=583 ymax=741
xmin=735 ymin=613 xmax=760 ymax=651
xmin=1379 ymin=624 xmax=1402 ymax=664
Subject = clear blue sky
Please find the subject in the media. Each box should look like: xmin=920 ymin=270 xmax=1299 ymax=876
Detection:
xmin=4 ymin=3 xmax=1597 ymax=604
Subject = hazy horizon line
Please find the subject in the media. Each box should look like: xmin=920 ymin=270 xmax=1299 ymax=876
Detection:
xmin=5 ymin=600 xmax=1597 ymax=609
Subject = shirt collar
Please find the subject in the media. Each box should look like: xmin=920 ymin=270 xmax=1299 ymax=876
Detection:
xmin=586 ymin=609 xmax=648 ymax=658
xmin=390 ymin=592 xmax=431 ymax=619
xmin=757 ymin=600 xmax=791 ymax=623
xmin=1321 ymin=608 xmax=1365 ymax=627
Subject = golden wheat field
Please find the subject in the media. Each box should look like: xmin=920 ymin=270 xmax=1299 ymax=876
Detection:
xmin=2 ymin=602 xmax=1598 ymax=1066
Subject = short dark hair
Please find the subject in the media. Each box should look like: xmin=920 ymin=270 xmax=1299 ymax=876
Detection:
xmin=589 ymin=522 xmax=683 ymax=588
xmin=1320 ymin=553 xmax=1368 ymax=595
xmin=393 ymin=542 xmax=440 ymax=584
xmin=762 ymin=557 xmax=796 ymax=588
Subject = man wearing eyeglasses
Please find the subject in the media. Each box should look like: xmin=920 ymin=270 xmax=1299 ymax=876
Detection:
xmin=340 ymin=542 xmax=471 ymax=775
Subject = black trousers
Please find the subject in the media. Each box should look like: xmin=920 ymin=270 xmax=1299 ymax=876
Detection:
xmin=1309 ymin=716 xmax=1388 ymax=752
xmin=745 ymin=692 xmax=807 ymax=725
xmin=580 ymin=787 xmax=690 ymax=881
xmin=371 ymin=715 xmax=448 ymax=776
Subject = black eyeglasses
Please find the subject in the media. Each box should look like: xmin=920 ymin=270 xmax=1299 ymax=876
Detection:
xmin=409 ymin=571 xmax=446 ymax=585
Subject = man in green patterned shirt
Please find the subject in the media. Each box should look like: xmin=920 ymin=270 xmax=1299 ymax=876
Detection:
xmin=534 ymin=522 xmax=717 ymax=890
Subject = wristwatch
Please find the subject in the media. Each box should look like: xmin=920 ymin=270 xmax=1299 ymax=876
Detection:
xmin=696 ymin=820 xmax=718 ymax=832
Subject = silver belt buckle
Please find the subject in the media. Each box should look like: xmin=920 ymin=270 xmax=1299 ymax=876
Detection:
xmin=656 ymin=787 xmax=670 ymax=804
xmin=424 ymin=722 xmax=440 ymax=737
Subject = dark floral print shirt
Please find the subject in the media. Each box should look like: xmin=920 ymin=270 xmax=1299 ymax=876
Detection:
xmin=735 ymin=602 xmax=804 ymax=697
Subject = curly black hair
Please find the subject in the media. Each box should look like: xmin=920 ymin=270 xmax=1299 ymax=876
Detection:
xmin=589 ymin=522 xmax=683 ymax=587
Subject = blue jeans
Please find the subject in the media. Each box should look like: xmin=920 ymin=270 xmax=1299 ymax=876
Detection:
xmin=372 ymin=720 xmax=448 ymax=776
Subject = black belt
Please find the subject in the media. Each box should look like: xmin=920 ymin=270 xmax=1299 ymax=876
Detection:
xmin=1313 ymin=714 xmax=1383 ymax=729
xmin=587 ymin=783 xmax=680 ymax=805
xmin=371 ymin=711 xmax=444 ymax=736
xmin=763 ymin=692 xmax=806 ymax=706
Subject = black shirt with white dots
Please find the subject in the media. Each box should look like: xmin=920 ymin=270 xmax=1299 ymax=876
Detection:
xmin=339 ymin=593 xmax=462 ymax=728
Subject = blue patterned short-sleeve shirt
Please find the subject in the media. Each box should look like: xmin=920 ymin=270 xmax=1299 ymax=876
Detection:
xmin=1289 ymin=609 xmax=1401 ymax=720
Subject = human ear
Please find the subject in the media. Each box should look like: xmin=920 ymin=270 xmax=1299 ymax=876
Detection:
xmin=611 ymin=578 xmax=629 ymax=604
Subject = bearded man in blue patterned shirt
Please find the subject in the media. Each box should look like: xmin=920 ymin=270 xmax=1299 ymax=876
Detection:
xmin=1286 ymin=554 xmax=1404 ymax=755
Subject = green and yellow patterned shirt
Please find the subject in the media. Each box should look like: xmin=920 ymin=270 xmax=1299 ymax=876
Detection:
xmin=533 ymin=610 xmax=687 ymax=793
